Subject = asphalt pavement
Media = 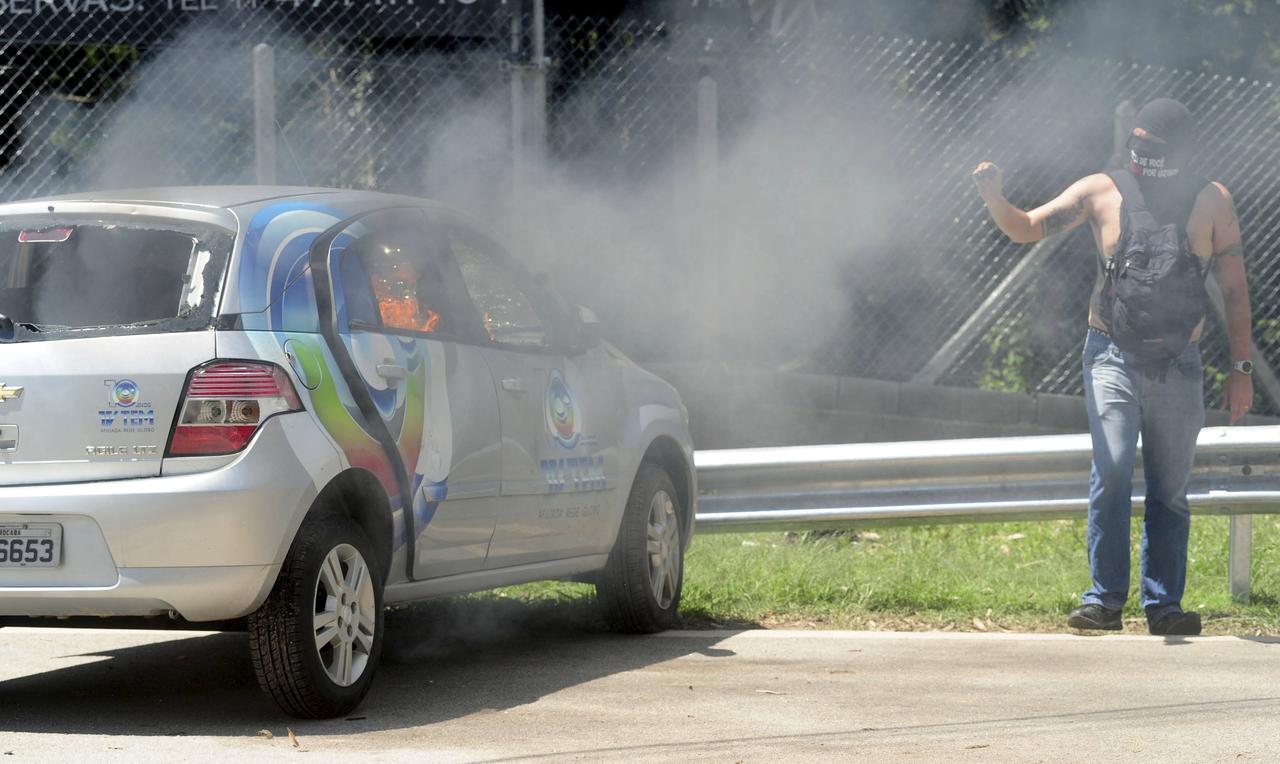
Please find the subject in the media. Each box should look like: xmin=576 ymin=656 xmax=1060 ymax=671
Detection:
xmin=1 ymin=620 xmax=1279 ymax=762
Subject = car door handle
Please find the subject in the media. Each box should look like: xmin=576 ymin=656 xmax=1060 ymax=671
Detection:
xmin=376 ymin=363 xmax=407 ymax=381
xmin=501 ymin=378 xmax=528 ymax=394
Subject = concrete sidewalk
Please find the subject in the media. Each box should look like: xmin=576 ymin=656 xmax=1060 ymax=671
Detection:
xmin=1 ymin=626 xmax=1278 ymax=761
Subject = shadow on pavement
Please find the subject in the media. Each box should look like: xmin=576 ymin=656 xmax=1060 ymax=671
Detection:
xmin=0 ymin=597 xmax=741 ymax=738
xmin=469 ymin=695 xmax=1280 ymax=763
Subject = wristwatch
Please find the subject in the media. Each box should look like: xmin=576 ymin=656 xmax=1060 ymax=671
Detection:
xmin=1233 ymin=359 xmax=1254 ymax=375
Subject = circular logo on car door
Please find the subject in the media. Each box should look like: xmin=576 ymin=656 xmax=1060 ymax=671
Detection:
xmin=546 ymin=371 xmax=581 ymax=449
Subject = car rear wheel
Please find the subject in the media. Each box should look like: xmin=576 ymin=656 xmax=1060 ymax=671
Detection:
xmin=596 ymin=464 xmax=684 ymax=633
xmin=248 ymin=513 xmax=384 ymax=718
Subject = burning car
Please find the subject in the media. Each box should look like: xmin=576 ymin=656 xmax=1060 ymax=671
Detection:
xmin=0 ymin=187 xmax=694 ymax=717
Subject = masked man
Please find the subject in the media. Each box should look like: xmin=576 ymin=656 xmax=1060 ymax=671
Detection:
xmin=971 ymin=98 xmax=1253 ymax=635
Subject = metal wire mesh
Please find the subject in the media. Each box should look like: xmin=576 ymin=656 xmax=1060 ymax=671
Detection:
xmin=1 ymin=9 xmax=1277 ymax=413
xmin=0 ymin=8 xmax=517 ymax=199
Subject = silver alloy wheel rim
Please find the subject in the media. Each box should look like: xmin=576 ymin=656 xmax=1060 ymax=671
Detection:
xmin=313 ymin=542 xmax=376 ymax=688
xmin=646 ymin=490 xmax=681 ymax=609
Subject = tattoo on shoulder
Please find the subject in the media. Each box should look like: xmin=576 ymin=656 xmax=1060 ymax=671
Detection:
xmin=1042 ymin=199 xmax=1084 ymax=237
xmin=1217 ymin=242 xmax=1244 ymax=259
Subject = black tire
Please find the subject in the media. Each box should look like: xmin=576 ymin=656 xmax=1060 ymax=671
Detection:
xmin=248 ymin=512 xmax=385 ymax=718
xmin=596 ymin=464 xmax=685 ymax=633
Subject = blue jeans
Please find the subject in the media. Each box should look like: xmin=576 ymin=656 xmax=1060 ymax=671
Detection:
xmin=1082 ymin=328 xmax=1204 ymax=616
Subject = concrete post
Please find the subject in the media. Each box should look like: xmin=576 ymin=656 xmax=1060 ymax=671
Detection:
xmin=253 ymin=44 xmax=276 ymax=186
xmin=510 ymin=11 xmax=526 ymax=201
xmin=697 ymin=76 xmax=720 ymax=320
xmin=511 ymin=1 xmax=548 ymax=240
xmin=696 ymin=76 xmax=719 ymax=229
xmin=512 ymin=2 xmax=547 ymax=185
xmin=527 ymin=0 xmax=548 ymax=176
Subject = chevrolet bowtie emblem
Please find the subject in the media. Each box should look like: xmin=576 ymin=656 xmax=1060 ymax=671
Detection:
xmin=0 ymin=384 xmax=24 ymax=402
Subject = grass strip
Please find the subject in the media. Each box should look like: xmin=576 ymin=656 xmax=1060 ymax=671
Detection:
xmin=485 ymin=516 xmax=1280 ymax=635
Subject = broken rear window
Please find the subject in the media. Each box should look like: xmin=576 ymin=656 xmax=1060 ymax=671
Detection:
xmin=0 ymin=219 xmax=232 ymax=341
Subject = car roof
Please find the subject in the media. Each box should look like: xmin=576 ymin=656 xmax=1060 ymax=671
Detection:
xmin=0 ymin=186 xmax=432 ymax=212
xmin=0 ymin=186 xmax=496 ymax=235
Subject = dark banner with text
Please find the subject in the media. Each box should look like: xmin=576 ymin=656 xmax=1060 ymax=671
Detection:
xmin=0 ymin=0 xmax=524 ymax=45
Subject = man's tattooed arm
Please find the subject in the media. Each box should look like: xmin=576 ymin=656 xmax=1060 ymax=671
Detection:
xmin=1218 ymin=242 xmax=1244 ymax=259
xmin=1041 ymin=198 xmax=1085 ymax=238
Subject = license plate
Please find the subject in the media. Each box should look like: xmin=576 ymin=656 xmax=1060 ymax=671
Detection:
xmin=0 ymin=524 xmax=62 ymax=568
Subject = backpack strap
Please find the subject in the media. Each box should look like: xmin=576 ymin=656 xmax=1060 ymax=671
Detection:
xmin=1103 ymin=171 xmax=1135 ymax=278
xmin=1174 ymin=176 xmax=1209 ymax=228
xmin=1107 ymin=169 xmax=1145 ymax=215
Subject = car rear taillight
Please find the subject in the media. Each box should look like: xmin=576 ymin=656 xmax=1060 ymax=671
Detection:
xmin=166 ymin=361 xmax=303 ymax=457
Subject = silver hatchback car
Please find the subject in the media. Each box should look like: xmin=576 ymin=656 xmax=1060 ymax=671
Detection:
xmin=0 ymin=187 xmax=695 ymax=717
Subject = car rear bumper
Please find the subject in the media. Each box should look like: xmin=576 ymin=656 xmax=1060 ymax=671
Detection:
xmin=0 ymin=413 xmax=342 ymax=621
xmin=0 ymin=564 xmax=279 ymax=621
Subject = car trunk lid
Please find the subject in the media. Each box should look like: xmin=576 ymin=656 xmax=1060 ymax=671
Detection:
xmin=0 ymin=215 xmax=232 ymax=486
xmin=0 ymin=333 xmax=217 ymax=485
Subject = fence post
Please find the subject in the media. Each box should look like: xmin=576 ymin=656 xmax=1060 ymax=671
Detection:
xmin=510 ymin=1 xmax=548 ymax=247
xmin=510 ymin=10 xmax=525 ymax=201
xmin=697 ymin=75 xmax=719 ymax=314
xmin=253 ymin=43 xmax=276 ymax=186
xmin=527 ymin=0 xmax=548 ymax=177
xmin=511 ymin=2 xmax=547 ymax=194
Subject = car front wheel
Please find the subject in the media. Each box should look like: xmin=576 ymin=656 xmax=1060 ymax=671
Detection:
xmin=248 ymin=513 xmax=385 ymax=718
xmin=596 ymin=464 xmax=685 ymax=633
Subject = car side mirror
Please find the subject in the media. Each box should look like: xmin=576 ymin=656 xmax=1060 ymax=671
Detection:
xmin=570 ymin=305 xmax=602 ymax=352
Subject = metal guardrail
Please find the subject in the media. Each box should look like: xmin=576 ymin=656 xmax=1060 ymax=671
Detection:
xmin=694 ymin=425 xmax=1280 ymax=601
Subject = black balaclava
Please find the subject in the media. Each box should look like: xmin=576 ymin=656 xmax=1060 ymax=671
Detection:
xmin=1128 ymin=98 xmax=1198 ymax=222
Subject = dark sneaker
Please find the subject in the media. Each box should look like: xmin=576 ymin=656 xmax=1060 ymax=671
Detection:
xmin=1147 ymin=608 xmax=1202 ymax=636
xmin=1067 ymin=604 xmax=1123 ymax=631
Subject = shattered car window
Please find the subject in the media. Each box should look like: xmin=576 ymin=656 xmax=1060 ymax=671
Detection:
xmin=0 ymin=219 xmax=232 ymax=341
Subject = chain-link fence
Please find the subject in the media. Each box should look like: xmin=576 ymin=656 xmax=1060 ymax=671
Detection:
xmin=0 ymin=7 xmax=519 ymax=197
xmin=2 ymin=6 xmax=1278 ymax=414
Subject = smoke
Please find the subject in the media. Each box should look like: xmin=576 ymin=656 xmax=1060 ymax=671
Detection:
xmin=382 ymin=592 xmax=603 ymax=664
xmin=15 ymin=2 xmax=1254 ymax=388
xmin=64 ymin=13 xmax=908 ymax=372
xmin=86 ymin=26 xmax=259 ymax=189
xmin=413 ymin=29 xmax=917 ymax=369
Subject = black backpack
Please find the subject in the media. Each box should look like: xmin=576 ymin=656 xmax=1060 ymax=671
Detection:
xmin=1101 ymin=170 xmax=1209 ymax=369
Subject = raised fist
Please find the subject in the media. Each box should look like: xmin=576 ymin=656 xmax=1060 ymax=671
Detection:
xmin=971 ymin=161 xmax=1004 ymax=201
